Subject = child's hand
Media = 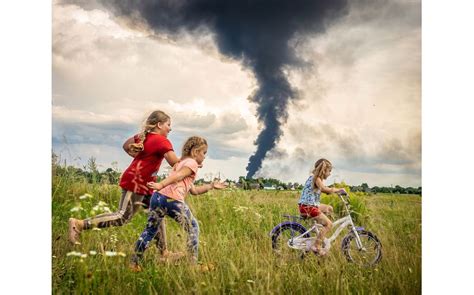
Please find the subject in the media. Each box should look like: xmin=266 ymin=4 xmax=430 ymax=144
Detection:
xmin=147 ymin=182 xmax=161 ymax=190
xmin=211 ymin=181 xmax=228 ymax=190
xmin=337 ymin=188 xmax=348 ymax=195
xmin=129 ymin=143 xmax=144 ymax=153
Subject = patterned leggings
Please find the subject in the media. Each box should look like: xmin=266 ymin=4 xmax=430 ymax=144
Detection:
xmin=83 ymin=190 xmax=144 ymax=229
xmin=83 ymin=190 xmax=167 ymax=252
xmin=134 ymin=192 xmax=199 ymax=260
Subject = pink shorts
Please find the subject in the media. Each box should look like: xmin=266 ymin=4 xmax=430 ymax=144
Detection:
xmin=298 ymin=204 xmax=320 ymax=218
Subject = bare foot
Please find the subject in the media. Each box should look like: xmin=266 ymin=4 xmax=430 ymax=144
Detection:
xmin=68 ymin=218 xmax=82 ymax=245
xmin=310 ymin=245 xmax=328 ymax=257
xmin=129 ymin=262 xmax=142 ymax=272
xmin=159 ymin=251 xmax=186 ymax=262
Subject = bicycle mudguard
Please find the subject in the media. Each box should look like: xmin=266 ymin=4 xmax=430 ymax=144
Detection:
xmin=269 ymin=221 xmax=309 ymax=237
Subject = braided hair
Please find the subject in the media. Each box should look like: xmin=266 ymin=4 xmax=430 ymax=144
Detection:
xmin=181 ymin=136 xmax=208 ymax=159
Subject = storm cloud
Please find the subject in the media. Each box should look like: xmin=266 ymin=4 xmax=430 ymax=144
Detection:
xmin=71 ymin=0 xmax=350 ymax=178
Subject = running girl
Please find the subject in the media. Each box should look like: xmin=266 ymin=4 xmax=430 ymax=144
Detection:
xmin=130 ymin=136 xmax=227 ymax=271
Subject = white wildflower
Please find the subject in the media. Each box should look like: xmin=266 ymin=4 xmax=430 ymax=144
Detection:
xmin=104 ymin=251 xmax=126 ymax=257
xmin=70 ymin=206 xmax=82 ymax=212
xmin=97 ymin=201 xmax=108 ymax=206
xmin=79 ymin=193 xmax=93 ymax=200
xmin=67 ymin=251 xmax=83 ymax=257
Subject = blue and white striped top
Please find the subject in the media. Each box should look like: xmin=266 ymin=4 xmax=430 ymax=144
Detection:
xmin=298 ymin=176 xmax=321 ymax=206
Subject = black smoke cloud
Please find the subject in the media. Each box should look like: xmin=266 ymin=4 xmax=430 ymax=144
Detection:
xmin=72 ymin=0 xmax=349 ymax=178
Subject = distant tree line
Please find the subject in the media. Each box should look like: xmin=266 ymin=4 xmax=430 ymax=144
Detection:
xmin=52 ymin=153 xmax=122 ymax=185
xmin=52 ymin=153 xmax=421 ymax=194
xmin=351 ymin=183 xmax=422 ymax=195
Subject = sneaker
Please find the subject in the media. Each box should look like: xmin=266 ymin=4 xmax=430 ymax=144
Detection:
xmin=68 ymin=218 xmax=82 ymax=245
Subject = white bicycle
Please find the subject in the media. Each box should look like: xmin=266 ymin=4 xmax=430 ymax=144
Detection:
xmin=270 ymin=193 xmax=382 ymax=267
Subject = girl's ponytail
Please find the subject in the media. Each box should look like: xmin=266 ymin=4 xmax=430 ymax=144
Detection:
xmin=130 ymin=110 xmax=171 ymax=153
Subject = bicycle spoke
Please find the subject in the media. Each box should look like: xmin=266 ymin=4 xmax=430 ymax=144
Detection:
xmin=342 ymin=231 xmax=382 ymax=266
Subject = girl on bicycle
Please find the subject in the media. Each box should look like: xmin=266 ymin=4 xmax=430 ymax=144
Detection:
xmin=298 ymin=158 xmax=346 ymax=256
xmin=130 ymin=136 xmax=227 ymax=271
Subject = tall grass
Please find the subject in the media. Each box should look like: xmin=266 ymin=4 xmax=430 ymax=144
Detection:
xmin=52 ymin=174 xmax=421 ymax=294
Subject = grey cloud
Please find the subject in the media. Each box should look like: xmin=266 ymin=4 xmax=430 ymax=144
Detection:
xmin=53 ymin=119 xmax=136 ymax=146
xmin=278 ymin=120 xmax=420 ymax=176
xmin=173 ymin=111 xmax=248 ymax=136
xmin=174 ymin=112 xmax=217 ymax=129
xmin=300 ymin=0 xmax=421 ymax=69
xmin=53 ymin=108 xmax=250 ymax=161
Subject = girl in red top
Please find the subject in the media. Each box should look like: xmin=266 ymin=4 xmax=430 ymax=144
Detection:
xmin=68 ymin=110 xmax=179 ymax=247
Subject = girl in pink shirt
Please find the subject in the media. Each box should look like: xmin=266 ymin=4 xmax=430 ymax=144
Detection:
xmin=130 ymin=136 xmax=227 ymax=271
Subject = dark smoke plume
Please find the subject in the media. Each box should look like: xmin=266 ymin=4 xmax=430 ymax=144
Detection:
xmin=82 ymin=0 xmax=349 ymax=178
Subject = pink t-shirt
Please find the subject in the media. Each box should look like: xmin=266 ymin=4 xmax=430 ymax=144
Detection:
xmin=159 ymin=158 xmax=199 ymax=202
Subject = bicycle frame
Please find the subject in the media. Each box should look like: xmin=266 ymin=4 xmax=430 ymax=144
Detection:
xmin=285 ymin=194 xmax=365 ymax=252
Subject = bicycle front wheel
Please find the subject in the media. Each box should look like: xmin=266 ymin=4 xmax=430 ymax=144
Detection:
xmin=341 ymin=230 xmax=382 ymax=267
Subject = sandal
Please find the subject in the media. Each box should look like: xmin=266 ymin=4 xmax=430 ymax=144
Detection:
xmin=68 ymin=218 xmax=82 ymax=245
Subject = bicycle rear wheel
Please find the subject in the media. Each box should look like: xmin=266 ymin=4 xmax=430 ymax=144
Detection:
xmin=271 ymin=223 xmax=309 ymax=259
xmin=341 ymin=230 xmax=382 ymax=266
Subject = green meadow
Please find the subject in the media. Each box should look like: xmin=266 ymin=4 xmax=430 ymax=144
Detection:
xmin=52 ymin=173 xmax=421 ymax=294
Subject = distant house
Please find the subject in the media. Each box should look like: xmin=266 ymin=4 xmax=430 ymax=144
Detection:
xmin=263 ymin=184 xmax=276 ymax=190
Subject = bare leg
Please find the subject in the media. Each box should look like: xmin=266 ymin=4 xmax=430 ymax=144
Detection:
xmin=312 ymin=212 xmax=333 ymax=255
xmin=318 ymin=204 xmax=334 ymax=219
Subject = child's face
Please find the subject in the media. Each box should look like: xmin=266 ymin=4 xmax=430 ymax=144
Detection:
xmin=157 ymin=120 xmax=172 ymax=137
xmin=194 ymin=146 xmax=208 ymax=165
xmin=324 ymin=166 xmax=332 ymax=179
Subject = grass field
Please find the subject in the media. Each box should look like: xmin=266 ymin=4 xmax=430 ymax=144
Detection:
xmin=52 ymin=176 xmax=421 ymax=294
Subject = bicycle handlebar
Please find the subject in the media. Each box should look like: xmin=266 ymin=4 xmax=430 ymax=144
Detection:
xmin=337 ymin=189 xmax=348 ymax=196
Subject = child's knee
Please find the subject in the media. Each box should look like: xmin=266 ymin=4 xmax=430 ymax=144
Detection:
xmin=325 ymin=220 xmax=333 ymax=230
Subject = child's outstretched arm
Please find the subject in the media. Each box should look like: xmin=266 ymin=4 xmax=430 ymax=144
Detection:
xmin=164 ymin=150 xmax=180 ymax=167
xmin=190 ymin=180 xmax=228 ymax=195
xmin=147 ymin=167 xmax=194 ymax=191
xmin=315 ymin=178 xmax=347 ymax=195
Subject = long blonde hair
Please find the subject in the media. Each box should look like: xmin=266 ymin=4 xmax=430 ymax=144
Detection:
xmin=311 ymin=158 xmax=332 ymax=190
xmin=181 ymin=136 xmax=208 ymax=159
xmin=130 ymin=110 xmax=170 ymax=153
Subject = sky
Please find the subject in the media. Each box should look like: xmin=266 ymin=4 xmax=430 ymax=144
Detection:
xmin=52 ymin=0 xmax=421 ymax=187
